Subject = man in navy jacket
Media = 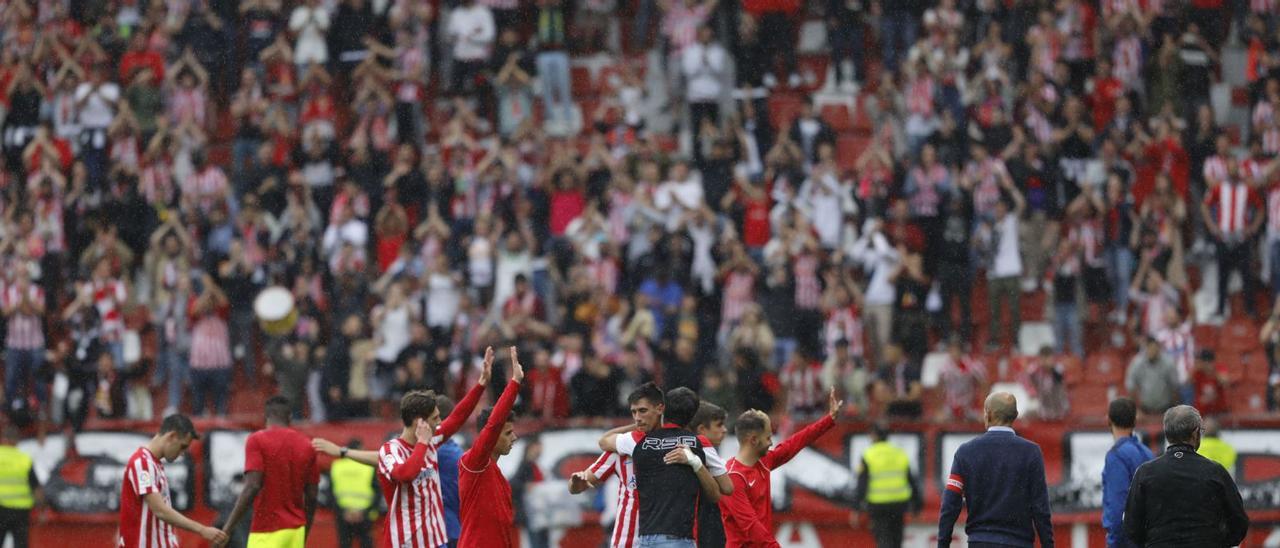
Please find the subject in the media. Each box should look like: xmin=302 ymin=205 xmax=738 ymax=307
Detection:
xmin=938 ymin=392 xmax=1053 ymax=547
xmin=1102 ymin=397 xmax=1153 ymax=548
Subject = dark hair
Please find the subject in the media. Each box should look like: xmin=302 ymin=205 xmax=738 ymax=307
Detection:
xmin=1108 ymin=397 xmax=1138 ymax=429
xmin=265 ymin=396 xmax=291 ymax=423
xmin=159 ymin=414 xmax=199 ymax=440
xmin=436 ymin=395 xmax=456 ymax=420
xmin=476 ymin=406 xmax=513 ymax=432
xmin=689 ymin=402 xmax=727 ymax=433
xmin=400 ymin=390 xmax=439 ymax=427
xmin=627 ymin=382 xmax=664 ymax=407
xmin=734 ymin=410 xmax=770 ymax=437
xmin=871 ymin=421 xmax=890 ymax=441
xmin=664 ymin=387 xmax=700 ymax=428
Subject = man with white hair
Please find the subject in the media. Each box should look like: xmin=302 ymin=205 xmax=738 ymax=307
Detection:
xmin=1123 ymin=405 xmax=1248 ymax=547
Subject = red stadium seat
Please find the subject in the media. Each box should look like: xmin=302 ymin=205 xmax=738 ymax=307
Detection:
xmin=1221 ymin=317 xmax=1261 ymax=353
xmin=768 ymin=92 xmax=806 ymax=131
xmin=1193 ymin=324 xmax=1220 ymax=351
xmin=835 ymin=133 xmax=870 ymax=172
xmin=571 ymin=66 xmax=595 ymax=98
xmin=1227 ymin=381 xmax=1268 ymax=415
xmin=821 ymin=104 xmax=853 ymax=131
xmin=1085 ymin=351 xmax=1126 ymax=386
xmin=1070 ymin=384 xmax=1112 ymax=418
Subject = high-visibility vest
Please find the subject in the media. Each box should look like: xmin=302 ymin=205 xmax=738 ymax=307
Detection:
xmin=0 ymin=445 xmax=34 ymax=510
xmin=330 ymin=458 xmax=375 ymax=511
xmin=863 ymin=441 xmax=912 ymax=505
xmin=1199 ymin=437 xmax=1238 ymax=475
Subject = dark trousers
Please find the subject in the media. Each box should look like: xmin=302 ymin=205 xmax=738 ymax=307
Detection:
xmin=689 ymin=101 xmax=719 ymax=135
xmin=868 ymin=502 xmax=906 ymax=548
xmin=937 ymin=261 xmax=972 ymax=339
xmin=0 ymin=508 xmax=29 ymax=548
xmin=190 ymin=368 xmax=231 ymax=416
xmin=336 ymin=515 xmax=373 ymax=548
xmin=757 ymin=12 xmax=796 ymax=77
xmin=1217 ymin=240 xmax=1259 ymax=316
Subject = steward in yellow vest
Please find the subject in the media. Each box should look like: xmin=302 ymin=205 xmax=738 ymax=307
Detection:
xmin=329 ymin=439 xmax=379 ymax=548
xmin=853 ymin=423 xmax=921 ymax=548
xmin=0 ymin=425 xmax=41 ymax=548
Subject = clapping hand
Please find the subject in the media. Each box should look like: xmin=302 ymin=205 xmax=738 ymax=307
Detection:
xmin=827 ymin=388 xmax=844 ymax=420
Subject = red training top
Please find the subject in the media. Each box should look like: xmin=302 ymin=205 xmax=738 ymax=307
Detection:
xmin=244 ymin=426 xmax=319 ymax=533
xmin=720 ymin=415 xmax=834 ymax=547
xmin=458 ymin=380 xmax=522 ymax=548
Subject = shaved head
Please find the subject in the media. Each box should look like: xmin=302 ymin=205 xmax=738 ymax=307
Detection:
xmin=984 ymin=392 xmax=1018 ymax=427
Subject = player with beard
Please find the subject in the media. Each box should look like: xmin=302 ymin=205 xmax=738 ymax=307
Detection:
xmin=567 ymin=382 xmax=666 ymax=548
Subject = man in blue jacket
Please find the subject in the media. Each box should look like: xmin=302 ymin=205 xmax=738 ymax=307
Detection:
xmin=938 ymin=392 xmax=1053 ymax=547
xmin=1102 ymin=397 xmax=1154 ymax=548
xmin=437 ymin=395 xmax=464 ymax=548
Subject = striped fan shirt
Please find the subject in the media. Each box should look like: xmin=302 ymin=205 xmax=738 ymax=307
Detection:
xmin=117 ymin=447 xmax=177 ymax=548
xmin=588 ymin=451 xmax=638 ymax=548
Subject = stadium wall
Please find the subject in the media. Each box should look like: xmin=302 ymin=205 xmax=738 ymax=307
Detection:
xmin=20 ymin=418 xmax=1280 ymax=547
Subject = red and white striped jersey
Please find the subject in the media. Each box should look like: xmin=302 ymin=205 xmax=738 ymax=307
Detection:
xmin=793 ymin=253 xmax=822 ymax=311
xmin=1203 ymin=155 xmax=1229 ymax=185
xmin=183 ymin=167 xmax=229 ymax=214
xmin=1251 ymin=0 xmax=1276 ymax=13
xmin=720 ymin=270 xmax=755 ymax=326
xmin=1112 ymin=35 xmax=1143 ymax=89
xmin=588 ymin=451 xmax=638 ymax=548
xmin=378 ymin=437 xmax=451 ymax=548
xmin=1156 ymin=321 xmax=1195 ymax=383
xmin=781 ymin=359 xmax=825 ymax=415
xmin=117 ymin=447 xmax=177 ymax=548
xmin=93 ymin=278 xmax=127 ymax=341
xmin=824 ymin=304 xmax=864 ymax=359
xmin=1204 ymin=180 xmax=1263 ymax=236
xmin=2 ymin=282 xmax=44 ymax=349
xmin=1267 ymin=182 xmax=1280 ymax=233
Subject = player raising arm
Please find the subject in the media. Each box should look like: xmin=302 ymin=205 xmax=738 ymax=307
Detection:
xmin=719 ymin=389 xmax=841 ymax=547
xmin=458 ymin=345 xmax=526 ymax=548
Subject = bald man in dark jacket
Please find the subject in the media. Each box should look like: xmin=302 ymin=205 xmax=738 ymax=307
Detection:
xmin=1124 ymin=405 xmax=1248 ymax=547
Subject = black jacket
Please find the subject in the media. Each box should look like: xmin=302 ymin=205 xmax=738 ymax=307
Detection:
xmin=1123 ymin=443 xmax=1248 ymax=547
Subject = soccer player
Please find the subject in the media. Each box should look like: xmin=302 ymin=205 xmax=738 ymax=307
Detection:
xmin=118 ymin=414 xmax=227 ymax=548
xmin=599 ymin=387 xmax=731 ymax=547
xmin=220 ymin=396 xmax=319 ymax=547
xmin=458 ymin=346 xmax=525 ymax=548
xmin=376 ymin=346 xmax=493 ymax=548
xmin=690 ymin=402 xmax=729 ymax=548
xmin=719 ymin=389 xmax=841 ymax=547
xmin=567 ymin=382 xmax=666 ymax=548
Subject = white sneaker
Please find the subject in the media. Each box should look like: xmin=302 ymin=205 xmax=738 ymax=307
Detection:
xmin=763 ymin=74 xmax=778 ymax=89
xmin=162 ymin=406 xmax=177 ymax=417
xmin=1021 ymin=278 xmax=1039 ymax=292
xmin=840 ymin=80 xmax=859 ymax=93
xmin=788 ymin=73 xmax=803 ymax=88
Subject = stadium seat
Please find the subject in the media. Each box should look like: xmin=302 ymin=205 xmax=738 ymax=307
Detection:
xmin=835 ymin=133 xmax=870 ymax=172
xmin=820 ymin=104 xmax=853 ymax=131
xmin=1069 ymin=383 xmax=1112 ymax=419
xmin=768 ymin=92 xmax=806 ymax=131
xmin=1017 ymin=322 xmax=1056 ymax=356
xmin=920 ymin=351 xmax=949 ymax=388
xmin=1242 ymin=350 xmax=1270 ymax=383
xmin=1085 ymin=351 xmax=1126 ymax=386
xmin=571 ymin=66 xmax=595 ymax=98
xmin=1193 ymin=324 xmax=1220 ymax=350
xmin=1227 ymin=381 xmax=1268 ymax=415
xmin=1221 ymin=317 xmax=1261 ymax=353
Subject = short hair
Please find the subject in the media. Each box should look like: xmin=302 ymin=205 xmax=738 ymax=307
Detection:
xmin=628 ymin=382 xmax=664 ymax=407
xmin=1163 ymin=405 xmax=1203 ymax=445
xmin=664 ymin=387 xmax=700 ymax=427
xmin=476 ymin=406 xmax=513 ymax=432
xmin=158 ymin=414 xmax=199 ymax=440
xmin=871 ymin=421 xmax=890 ymax=441
xmin=265 ymin=396 xmax=291 ymax=423
xmin=689 ymin=402 xmax=727 ymax=432
xmin=1108 ymin=397 xmax=1138 ymax=429
xmin=734 ymin=410 xmax=770 ymax=438
xmin=399 ymin=390 xmax=439 ymax=427
xmin=436 ymin=395 xmax=456 ymax=420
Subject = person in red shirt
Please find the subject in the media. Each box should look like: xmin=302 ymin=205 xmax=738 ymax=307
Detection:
xmin=118 ymin=414 xmax=227 ymax=548
xmin=219 ymin=396 xmax=319 ymax=547
xmin=459 ymin=346 xmax=526 ymax=548
xmin=1191 ymin=349 xmax=1230 ymax=416
xmin=719 ymin=389 xmax=841 ymax=547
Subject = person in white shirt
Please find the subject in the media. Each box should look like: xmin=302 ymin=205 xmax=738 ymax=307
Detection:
xmin=289 ymin=0 xmax=331 ymax=67
xmin=852 ymin=219 xmax=901 ymax=357
xmin=447 ymin=0 xmax=495 ymax=94
xmin=75 ymin=65 xmax=120 ymax=188
xmin=322 ymin=204 xmax=368 ymax=271
xmin=978 ymin=181 xmax=1026 ymax=351
xmin=681 ymin=25 xmax=727 ymax=137
xmin=653 ymin=160 xmax=705 ymax=231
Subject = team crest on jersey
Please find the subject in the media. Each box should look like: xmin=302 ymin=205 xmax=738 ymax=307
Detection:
xmin=138 ymin=471 xmax=153 ymax=489
xmin=414 ymin=467 xmax=437 ymax=485
xmin=382 ymin=454 xmax=396 ymax=469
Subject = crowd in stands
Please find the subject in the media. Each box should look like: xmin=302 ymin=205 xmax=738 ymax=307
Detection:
xmin=0 ymin=0 xmax=1279 ymax=431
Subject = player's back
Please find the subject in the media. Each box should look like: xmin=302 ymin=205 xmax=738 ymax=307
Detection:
xmin=245 ymin=426 xmax=318 ymax=532
xmin=630 ymin=426 xmax=706 ymax=540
